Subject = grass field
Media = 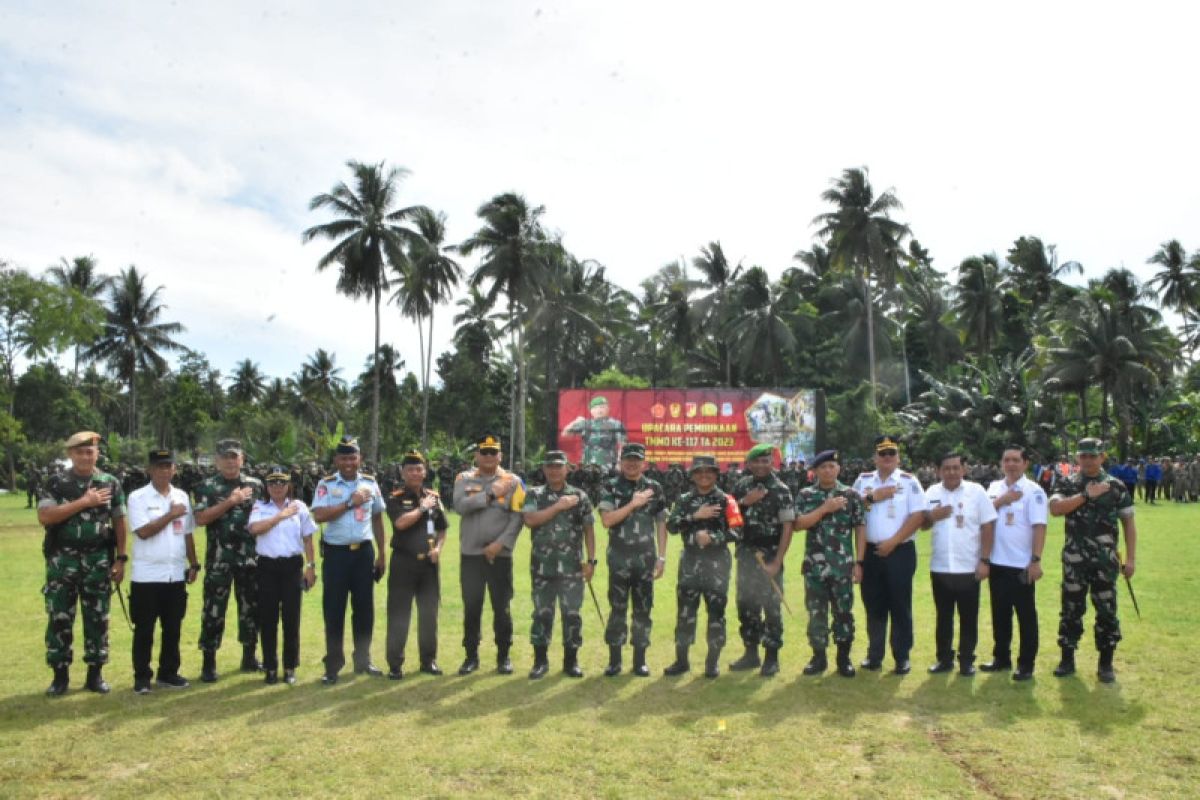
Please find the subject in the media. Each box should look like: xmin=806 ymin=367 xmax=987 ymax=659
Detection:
xmin=0 ymin=492 xmax=1196 ymax=799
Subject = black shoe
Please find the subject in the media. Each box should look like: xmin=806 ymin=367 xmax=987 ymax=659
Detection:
xmin=704 ymin=649 xmax=721 ymax=679
xmin=85 ymin=665 xmax=110 ymax=694
xmin=604 ymin=645 xmax=622 ymax=677
xmin=46 ymin=666 xmax=70 ymax=697
xmin=156 ymin=674 xmax=190 ymax=689
xmin=1097 ymin=648 xmax=1116 ymax=683
xmin=200 ymin=651 xmax=218 ymax=683
xmin=893 ymin=659 xmax=912 ymax=676
xmin=563 ymin=648 xmax=584 ymax=679
xmin=529 ymin=646 xmax=550 ymax=680
xmin=264 ymin=670 xmax=278 ymax=685
xmin=283 ymin=670 xmax=296 ymax=685
xmin=133 ymin=678 xmax=152 ymax=695
xmin=240 ymin=644 xmax=262 ymax=673
xmin=803 ymin=650 xmax=828 ymax=676
xmin=354 ymin=663 xmax=383 ymax=677
xmin=760 ymin=648 xmax=780 ymax=677
xmin=497 ymin=652 xmax=514 ymax=675
xmin=419 ymin=661 xmax=442 ymax=676
xmin=458 ymin=653 xmax=479 ymax=676
xmin=321 ymin=672 xmax=339 ymax=685
xmin=388 ymin=666 xmax=404 ymax=680
xmin=835 ymin=643 xmax=855 ymax=677
xmin=663 ymin=646 xmax=690 ymax=676
xmin=860 ymin=657 xmax=882 ymax=671
xmin=1053 ymin=648 xmax=1076 ymax=678
xmin=1012 ymin=667 xmax=1034 ymax=681
xmin=928 ymin=661 xmax=954 ymax=674
xmin=631 ymin=647 xmax=650 ymax=677
xmin=959 ymin=663 xmax=977 ymax=677
xmin=729 ymin=645 xmax=760 ymax=672
xmin=979 ymin=660 xmax=1012 ymax=673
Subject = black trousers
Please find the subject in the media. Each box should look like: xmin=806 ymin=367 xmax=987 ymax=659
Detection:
xmin=258 ymin=555 xmax=304 ymax=672
xmin=988 ymin=564 xmax=1038 ymax=669
xmin=460 ymin=555 xmax=513 ymax=653
xmin=1145 ymin=479 xmax=1158 ymax=503
xmin=930 ymin=572 xmax=980 ymax=665
xmin=860 ymin=541 xmax=916 ymax=663
xmin=321 ymin=542 xmax=376 ymax=675
xmin=130 ymin=581 xmax=188 ymax=681
xmin=387 ymin=550 xmax=440 ymax=668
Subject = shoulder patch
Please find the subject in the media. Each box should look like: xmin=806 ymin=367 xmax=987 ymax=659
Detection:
xmin=360 ymin=474 xmax=376 ymax=482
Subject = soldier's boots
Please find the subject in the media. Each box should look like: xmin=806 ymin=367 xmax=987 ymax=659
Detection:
xmin=458 ymin=649 xmax=480 ymax=676
xmin=760 ymin=647 xmax=780 ymax=677
xmin=663 ymin=646 xmax=690 ymax=676
xmin=497 ymin=646 xmax=514 ymax=675
xmin=704 ymin=648 xmax=721 ymax=679
xmin=563 ymin=647 xmax=584 ymax=679
xmin=1097 ymin=647 xmax=1116 ymax=684
xmin=45 ymin=666 xmax=70 ymax=696
xmin=529 ymin=646 xmax=550 ymax=680
xmin=603 ymin=645 xmax=622 ymax=677
xmin=836 ymin=642 xmax=856 ymax=677
xmin=729 ymin=644 xmax=761 ymax=672
xmin=803 ymin=649 xmax=828 ymax=676
xmin=84 ymin=665 xmax=110 ymax=694
xmin=200 ymin=650 xmax=219 ymax=683
xmin=240 ymin=644 xmax=262 ymax=673
xmin=631 ymin=646 xmax=650 ymax=677
xmin=1053 ymin=647 xmax=1076 ymax=678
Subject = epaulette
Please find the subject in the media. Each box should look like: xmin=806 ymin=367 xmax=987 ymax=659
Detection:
xmin=861 ymin=471 xmax=876 ymax=478
xmin=322 ymin=474 xmax=336 ymax=481
xmin=360 ymin=473 xmax=376 ymax=481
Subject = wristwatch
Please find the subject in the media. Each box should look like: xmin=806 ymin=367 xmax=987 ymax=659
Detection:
xmin=345 ymin=497 xmax=354 ymax=510
xmin=305 ymin=562 xmax=317 ymax=570
xmin=115 ymin=554 xmax=128 ymax=563
xmin=188 ymin=562 xmax=201 ymax=572
xmin=1030 ymin=555 xmax=1041 ymax=563
xmin=587 ymin=559 xmax=598 ymax=566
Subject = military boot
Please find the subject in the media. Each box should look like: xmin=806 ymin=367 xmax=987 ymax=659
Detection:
xmin=704 ymin=647 xmax=721 ymax=679
xmin=84 ymin=665 xmax=110 ymax=694
xmin=760 ymin=647 xmax=780 ymax=677
xmin=497 ymin=646 xmax=514 ymax=675
xmin=200 ymin=650 xmax=218 ymax=683
xmin=631 ymin=646 xmax=650 ymax=677
xmin=1097 ymin=647 xmax=1116 ymax=684
xmin=1053 ymin=647 xmax=1076 ymax=678
xmin=836 ymin=642 xmax=856 ymax=677
xmin=458 ymin=648 xmax=480 ymax=676
xmin=529 ymin=646 xmax=549 ymax=680
xmin=803 ymin=648 xmax=828 ymax=676
xmin=563 ymin=647 xmax=584 ymax=678
xmin=603 ymin=645 xmax=622 ymax=677
xmin=240 ymin=643 xmax=261 ymax=673
xmin=45 ymin=666 xmax=70 ymax=696
xmin=728 ymin=644 xmax=760 ymax=671
xmin=663 ymin=646 xmax=690 ymax=676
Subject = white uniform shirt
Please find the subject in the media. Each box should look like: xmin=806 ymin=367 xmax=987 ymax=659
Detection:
xmin=248 ymin=499 xmax=318 ymax=558
xmin=986 ymin=475 xmax=1048 ymax=568
xmin=128 ymin=482 xmax=195 ymax=583
xmin=852 ymin=469 xmax=929 ymax=544
xmin=925 ymin=480 xmax=997 ymax=573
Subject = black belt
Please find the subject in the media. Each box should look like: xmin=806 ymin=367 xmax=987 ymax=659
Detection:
xmin=324 ymin=541 xmax=372 ymax=551
xmin=258 ymin=554 xmax=304 ymax=562
xmin=867 ymin=541 xmax=914 ymax=551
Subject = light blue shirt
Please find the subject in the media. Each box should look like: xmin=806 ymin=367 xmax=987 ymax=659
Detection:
xmin=311 ymin=472 xmax=384 ymax=545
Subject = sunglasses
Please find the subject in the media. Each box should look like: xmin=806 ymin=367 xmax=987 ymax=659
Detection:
xmin=266 ymin=478 xmax=290 ymax=485
xmin=478 ymin=448 xmax=500 ymax=456
xmin=877 ymin=449 xmax=899 ymax=457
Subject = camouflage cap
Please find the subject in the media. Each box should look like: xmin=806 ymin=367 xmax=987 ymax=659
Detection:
xmin=746 ymin=443 xmax=775 ymax=461
xmin=542 ymin=450 xmax=568 ymax=465
xmin=216 ymin=439 xmax=244 ymax=456
xmin=620 ymin=442 xmax=647 ymax=460
xmin=1076 ymin=437 xmax=1105 ymax=455
xmin=689 ymin=455 xmax=720 ymax=474
xmin=65 ymin=431 xmax=101 ymax=450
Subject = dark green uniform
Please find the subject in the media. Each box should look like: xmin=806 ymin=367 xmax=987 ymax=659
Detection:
xmin=523 ymin=483 xmax=593 ymax=648
xmin=731 ymin=473 xmax=795 ymax=650
xmin=194 ymin=473 xmax=264 ymax=652
xmin=598 ymin=474 xmax=667 ymax=648
xmin=39 ymin=470 xmax=127 ymax=668
xmin=667 ymin=488 xmax=740 ymax=648
xmin=564 ymin=417 xmax=627 ymax=467
xmin=795 ymin=481 xmax=864 ymax=649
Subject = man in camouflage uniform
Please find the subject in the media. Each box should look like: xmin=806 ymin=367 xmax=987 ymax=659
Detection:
xmin=522 ymin=451 xmax=596 ymax=679
xmin=728 ymin=444 xmax=795 ymax=677
xmin=25 ymin=461 xmax=42 ymax=509
xmin=664 ymin=455 xmax=743 ymax=678
xmin=561 ymin=395 xmax=627 ymax=468
xmin=597 ymin=443 xmax=668 ymax=677
xmin=794 ymin=450 xmax=865 ymax=677
xmin=437 ymin=460 xmax=456 ymax=508
xmin=1049 ymin=438 xmax=1138 ymax=683
xmin=193 ymin=439 xmax=264 ymax=681
xmin=39 ymin=431 xmax=129 ymax=695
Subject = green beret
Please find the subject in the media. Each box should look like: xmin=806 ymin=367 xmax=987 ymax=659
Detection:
xmin=589 ymin=396 xmax=609 ymax=409
xmin=746 ymin=443 xmax=775 ymax=461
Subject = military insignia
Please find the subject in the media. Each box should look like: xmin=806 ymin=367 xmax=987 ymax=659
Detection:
xmin=316 ymin=484 xmax=328 ymax=498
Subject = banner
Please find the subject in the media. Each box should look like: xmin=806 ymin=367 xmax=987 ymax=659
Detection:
xmin=557 ymin=388 xmax=817 ymax=468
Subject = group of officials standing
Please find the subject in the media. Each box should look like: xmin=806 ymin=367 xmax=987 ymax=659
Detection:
xmin=38 ymin=428 xmax=1138 ymax=695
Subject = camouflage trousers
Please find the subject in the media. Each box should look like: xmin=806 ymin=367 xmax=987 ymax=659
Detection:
xmin=199 ymin=560 xmax=259 ymax=652
xmin=804 ymin=570 xmax=855 ymax=649
xmin=605 ymin=547 xmax=656 ymax=648
xmin=43 ymin=549 xmax=112 ymax=667
xmin=1058 ymin=551 xmax=1122 ymax=651
xmin=674 ymin=548 xmax=731 ymax=649
xmin=735 ymin=545 xmax=784 ymax=650
xmin=530 ymin=573 xmax=584 ymax=648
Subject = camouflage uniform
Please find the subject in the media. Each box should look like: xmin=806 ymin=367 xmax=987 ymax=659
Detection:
xmin=731 ymin=473 xmax=795 ymax=650
xmin=194 ymin=473 xmax=264 ymax=652
xmin=795 ymin=481 xmax=864 ymax=649
xmin=39 ymin=470 xmax=127 ymax=667
xmin=664 ymin=465 xmax=686 ymax=506
xmin=564 ymin=417 xmax=627 ymax=468
xmin=1052 ymin=472 xmax=1134 ymax=651
xmin=667 ymin=488 xmax=740 ymax=648
xmin=523 ymin=483 xmax=593 ymax=648
xmin=598 ymin=473 xmax=667 ymax=648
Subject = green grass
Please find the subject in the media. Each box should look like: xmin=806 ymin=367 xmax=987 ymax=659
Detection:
xmin=0 ymin=492 xmax=1196 ymax=798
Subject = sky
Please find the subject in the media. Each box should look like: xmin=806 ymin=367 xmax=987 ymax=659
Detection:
xmin=2 ymin=0 xmax=1197 ymax=385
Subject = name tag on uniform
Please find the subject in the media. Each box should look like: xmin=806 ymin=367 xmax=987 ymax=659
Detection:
xmin=172 ymin=518 xmax=184 ymax=533
xmin=1005 ymin=511 xmax=1015 ymax=526
xmin=331 ymin=488 xmax=345 ymax=499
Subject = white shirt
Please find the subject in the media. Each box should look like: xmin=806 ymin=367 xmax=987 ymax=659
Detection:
xmin=128 ymin=482 xmax=195 ymax=583
xmin=926 ymin=480 xmax=998 ymax=573
xmin=852 ymin=469 xmax=929 ymax=544
xmin=986 ymin=475 xmax=1048 ymax=568
xmin=249 ymin=499 xmax=317 ymax=558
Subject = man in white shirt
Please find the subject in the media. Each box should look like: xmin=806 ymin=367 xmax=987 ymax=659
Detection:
xmin=924 ymin=453 xmax=997 ymax=676
xmin=852 ymin=435 xmax=930 ymax=675
xmin=126 ymin=449 xmax=198 ymax=694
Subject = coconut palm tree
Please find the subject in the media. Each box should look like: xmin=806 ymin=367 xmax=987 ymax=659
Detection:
xmin=953 ymin=254 xmax=1006 ymax=358
xmin=1147 ymin=239 xmax=1200 ymax=349
xmin=228 ymin=359 xmax=267 ymax=405
xmin=295 ymin=348 xmax=347 ymax=431
xmin=691 ymin=241 xmax=744 ymax=386
xmin=46 ymin=255 xmax=113 ymax=379
xmin=726 ymin=266 xmax=808 ymax=382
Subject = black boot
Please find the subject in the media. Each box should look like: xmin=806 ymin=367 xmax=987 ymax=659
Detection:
xmin=663 ymin=645 xmax=690 ymax=676
xmin=1097 ymin=647 xmax=1116 ymax=683
xmin=1053 ymin=647 xmax=1076 ymax=677
xmin=803 ymin=648 xmax=827 ymax=676
xmin=836 ymin=642 xmax=856 ymax=677
xmin=529 ymin=646 xmax=549 ymax=680
xmin=760 ymin=647 xmax=780 ymax=677
xmin=458 ymin=648 xmax=480 ymax=676
xmin=729 ymin=644 xmax=760 ymax=671
xmin=704 ymin=647 xmax=721 ymax=679
xmin=84 ymin=665 xmax=110 ymax=694
xmin=603 ymin=645 xmax=622 ymax=677
xmin=497 ymin=646 xmax=514 ymax=675
xmin=240 ymin=643 xmax=261 ymax=673
xmin=46 ymin=666 xmax=70 ymax=696
xmin=632 ymin=646 xmax=650 ymax=677
xmin=563 ymin=647 xmax=584 ymax=678
xmin=201 ymin=650 xmax=218 ymax=683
